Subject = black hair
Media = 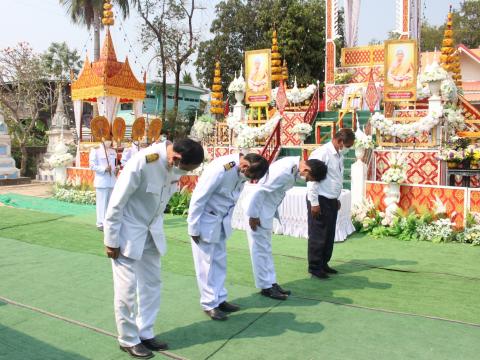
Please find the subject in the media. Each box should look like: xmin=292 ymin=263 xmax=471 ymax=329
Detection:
xmin=305 ymin=159 xmax=328 ymax=182
xmin=334 ymin=128 xmax=355 ymax=144
xmin=244 ymin=153 xmax=269 ymax=180
xmin=173 ymin=138 xmax=204 ymax=165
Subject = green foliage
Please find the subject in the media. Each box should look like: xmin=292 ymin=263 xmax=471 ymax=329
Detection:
xmin=195 ymin=0 xmax=345 ymax=89
xmin=42 ymin=42 xmax=82 ymax=81
xmin=165 ymin=189 xmax=191 ymax=216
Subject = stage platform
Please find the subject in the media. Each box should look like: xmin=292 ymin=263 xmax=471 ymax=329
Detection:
xmin=0 ymin=195 xmax=479 ymax=360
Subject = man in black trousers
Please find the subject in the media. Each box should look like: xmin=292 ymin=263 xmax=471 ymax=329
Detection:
xmin=306 ymin=128 xmax=355 ymax=279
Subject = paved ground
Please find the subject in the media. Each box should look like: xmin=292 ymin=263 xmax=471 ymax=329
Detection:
xmin=0 ymin=182 xmax=53 ymax=198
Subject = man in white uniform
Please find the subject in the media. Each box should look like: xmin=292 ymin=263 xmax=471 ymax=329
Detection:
xmin=307 ymin=128 xmax=355 ymax=279
xmin=188 ymin=153 xmax=269 ymax=321
xmin=245 ymin=156 xmax=327 ymax=299
xmin=120 ymin=142 xmax=141 ymax=166
xmin=90 ymin=140 xmax=118 ymax=231
xmin=104 ymin=139 xmax=204 ymax=359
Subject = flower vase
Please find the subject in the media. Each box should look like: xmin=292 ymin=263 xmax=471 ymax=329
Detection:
xmin=428 ymin=80 xmax=442 ymax=99
xmin=234 ymin=91 xmax=245 ymax=105
xmin=54 ymin=166 xmax=67 ymax=185
xmin=383 ymin=182 xmax=401 ymax=224
xmin=355 ymin=147 xmax=365 ymax=162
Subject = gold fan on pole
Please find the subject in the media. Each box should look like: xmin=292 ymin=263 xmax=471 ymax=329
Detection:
xmin=132 ymin=117 xmax=146 ymax=142
xmin=112 ymin=117 xmax=126 ymax=145
xmin=148 ymin=118 xmax=163 ymax=143
xmin=91 ymin=116 xmax=111 ymax=141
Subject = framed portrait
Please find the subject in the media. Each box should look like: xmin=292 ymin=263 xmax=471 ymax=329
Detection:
xmin=245 ymin=49 xmax=271 ymax=105
xmin=384 ymin=39 xmax=418 ymax=102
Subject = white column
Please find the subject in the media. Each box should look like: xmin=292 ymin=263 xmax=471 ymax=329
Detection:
xmin=351 ymin=148 xmax=367 ymax=207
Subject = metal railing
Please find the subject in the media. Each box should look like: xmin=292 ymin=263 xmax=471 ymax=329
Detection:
xmin=260 ymin=119 xmax=282 ymax=164
xmin=303 ymin=83 xmax=320 ymax=125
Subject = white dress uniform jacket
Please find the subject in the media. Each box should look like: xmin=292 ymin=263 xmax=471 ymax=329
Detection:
xmin=307 ymin=141 xmax=343 ymax=205
xmin=104 ymin=142 xmax=180 ymax=260
xmin=244 ymin=156 xmax=300 ymax=289
xmin=103 ymin=142 xmax=180 ymax=347
xmin=90 ymin=145 xmax=117 ymax=228
xmin=120 ymin=143 xmax=140 ymax=166
xmin=187 ymin=153 xmax=246 ymax=310
xmin=90 ymin=145 xmax=117 ymax=188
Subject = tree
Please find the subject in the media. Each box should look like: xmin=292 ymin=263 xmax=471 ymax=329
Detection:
xmin=452 ymin=0 xmax=480 ymax=48
xmin=182 ymin=70 xmax=193 ymax=84
xmin=42 ymin=42 xmax=83 ymax=122
xmin=195 ymin=0 xmax=337 ymax=90
xmin=59 ymin=0 xmax=131 ymax=61
xmin=136 ymin=0 xmax=201 ymax=129
xmin=0 ymin=43 xmax=53 ymax=175
xmin=420 ymin=22 xmax=444 ymax=51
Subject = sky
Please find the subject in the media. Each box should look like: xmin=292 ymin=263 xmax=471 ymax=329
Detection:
xmin=0 ymin=0 xmax=462 ymax=85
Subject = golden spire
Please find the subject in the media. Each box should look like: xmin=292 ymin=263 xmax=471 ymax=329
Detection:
xmin=210 ymin=61 xmax=224 ymax=115
xmin=281 ymin=59 xmax=288 ymax=81
xmin=440 ymin=5 xmax=462 ymax=87
xmin=102 ymin=0 xmax=115 ymax=26
xmin=271 ymin=29 xmax=282 ymax=82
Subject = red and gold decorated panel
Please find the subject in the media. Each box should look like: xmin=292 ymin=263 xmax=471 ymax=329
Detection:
xmin=470 ymin=189 xmax=480 ymax=213
xmin=80 ymin=151 xmax=90 ymax=168
xmin=281 ymin=112 xmax=304 ymax=146
xmin=66 ymin=167 xmax=95 ymax=187
xmin=341 ymin=45 xmax=384 ymax=67
xmin=366 ymin=181 xmax=467 ymax=227
xmin=374 ymin=150 xmax=441 ymax=185
xmin=179 ymin=175 xmax=198 ymax=192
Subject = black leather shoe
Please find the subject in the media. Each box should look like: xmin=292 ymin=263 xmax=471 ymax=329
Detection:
xmin=141 ymin=338 xmax=169 ymax=351
xmin=309 ymin=270 xmax=329 ymax=280
xmin=273 ymin=283 xmax=291 ymax=295
xmin=324 ymin=265 xmax=338 ymax=274
xmin=261 ymin=287 xmax=288 ymax=300
xmin=119 ymin=343 xmax=154 ymax=359
xmin=218 ymin=301 xmax=240 ymax=313
xmin=205 ymin=307 xmax=228 ymax=321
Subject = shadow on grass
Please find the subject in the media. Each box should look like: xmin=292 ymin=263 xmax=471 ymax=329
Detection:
xmin=0 ymin=324 xmax=89 ymax=360
xmin=332 ymin=258 xmax=418 ymax=275
xmin=157 ymin=310 xmax=324 ymax=351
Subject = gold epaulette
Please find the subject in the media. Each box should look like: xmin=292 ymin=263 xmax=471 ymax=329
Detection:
xmin=223 ymin=161 xmax=236 ymax=171
xmin=146 ymin=153 xmax=160 ymax=163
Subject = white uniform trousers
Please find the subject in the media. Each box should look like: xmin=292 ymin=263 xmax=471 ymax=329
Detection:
xmin=111 ymin=235 xmax=162 ymax=347
xmin=95 ymin=188 xmax=113 ymax=228
xmin=246 ymin=225 xmax=277 ymax=289
xmin=191 ymin=230 xmax=228 ymax=311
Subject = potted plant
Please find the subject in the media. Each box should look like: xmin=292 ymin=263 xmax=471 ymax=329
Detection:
xmin=419 ymin=61 xmax=448 ymax=99
xmin=228 ymin=75 xmax=246 ymax=105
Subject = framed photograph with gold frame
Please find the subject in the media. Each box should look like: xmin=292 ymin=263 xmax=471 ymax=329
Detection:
xmin=384 ymin=39 xmax=417 ymax=102
xmin=245 ymin=49 xmax=271 ymax=105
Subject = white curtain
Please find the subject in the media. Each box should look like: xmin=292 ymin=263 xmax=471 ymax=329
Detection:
xmin=344 ymin=0 xmax=361 ymax=47
xmin=73 ymin=100 xmax=83 ymax=167
xmin=97 ymin=96 xmax=119 ymax=123
xmin=133 ymin=100 xmax=144 ymax=120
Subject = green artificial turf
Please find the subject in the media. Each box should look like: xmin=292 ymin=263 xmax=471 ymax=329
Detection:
xmin=1 ymin=197 xmax=480 ymax=359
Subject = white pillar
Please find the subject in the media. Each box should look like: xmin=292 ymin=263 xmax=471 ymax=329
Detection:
xmin=351 ymin=148 xmax=367 ymax=207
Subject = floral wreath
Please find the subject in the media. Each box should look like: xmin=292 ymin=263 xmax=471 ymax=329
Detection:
xmin=370 ymin=110 xmax=442 ymax=140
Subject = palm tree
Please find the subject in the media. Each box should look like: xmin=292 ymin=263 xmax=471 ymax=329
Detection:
xmin=59 ymin=0 xmax=131 ymax=61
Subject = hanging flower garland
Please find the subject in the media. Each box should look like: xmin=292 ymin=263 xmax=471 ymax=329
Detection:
xmin=271 ymin=83 xmax=316 ymax=104
xmin=226 ymin=113 xmax=281 ymax=149
xmin=370 ymin=111 xmax=442 ymax=140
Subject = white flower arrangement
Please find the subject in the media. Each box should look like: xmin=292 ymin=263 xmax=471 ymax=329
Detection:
xmin=419 ymin=62 xmax=448 ymax=83
xmin=416 ymin=80 xmax=431 ymax=100
xmin=443 ymin=107 xmax=465 ymax=134
xmin=417 ymin=218 xmax=455 ymax=243
xmin=440 ymin=78 xmax=458 ymax=103
xmin=381 ymin=152 xmax=408 ymax=184
xmin=53 ymin=186 xmax=96 ymax=205
xmin=226 ymin=113 xmax=281 ymax=150
xmin=48 ymin=152 xmax=73 ymax=168
xmin=354 ymin=132 xmax=375 ymax=149
xmin=191 ymin=114 xmax=215 ymax=141
xmin=351 ymin=197 xmax=376 ymax=224
xmin=370 ymin=111 xmax=441 ymax=140
xmin=292 ymin=123 xmax=312 ymax=136
xmin=271 ymin=84 xmax=317 ymax=104
xmin=228 ymin=76 xmax=246 ymax=93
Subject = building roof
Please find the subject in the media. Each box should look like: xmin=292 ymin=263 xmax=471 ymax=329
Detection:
xmin=71 ymin=29 xmax=146 ymax=101
xmin=457 ymin=44 xmax=480 ymax=64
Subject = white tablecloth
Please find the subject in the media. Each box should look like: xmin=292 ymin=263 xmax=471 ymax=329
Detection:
xmin=232 ymin=186 xmax=355 ymax=242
